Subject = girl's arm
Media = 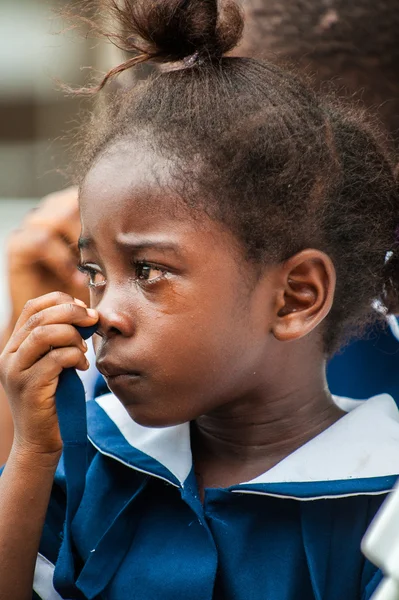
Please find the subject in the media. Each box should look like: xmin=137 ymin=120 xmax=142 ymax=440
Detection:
xmin=0 ymin=292 xmax=98 ymax=600
xmin=0 ymin=447 xmax=59 ymax=600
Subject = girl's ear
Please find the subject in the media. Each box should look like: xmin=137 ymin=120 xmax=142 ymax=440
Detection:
xmin=272 ymin=249 xmax=336 ymax=342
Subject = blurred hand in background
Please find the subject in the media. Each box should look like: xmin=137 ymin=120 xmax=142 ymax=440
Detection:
xmin=0 ymin=187 xmax=88 ymax=464
xmin=6 ymin=186 xmax=88 ymax=333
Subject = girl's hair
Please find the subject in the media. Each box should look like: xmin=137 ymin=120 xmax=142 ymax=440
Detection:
xmin=76 ymin=0 xmax=399 ymax=355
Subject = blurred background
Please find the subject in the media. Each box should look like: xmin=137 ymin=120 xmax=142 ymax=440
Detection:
xmin=0 ymin=0 xmax=121 ymax=322
xmin=0 ymin=0 xmax=119 ymax=199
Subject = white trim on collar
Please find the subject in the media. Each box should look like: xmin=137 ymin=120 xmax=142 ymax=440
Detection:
xmin=243 ymin=394 xmax=399 ymax=485
xmin=95 ymin=392 xmax=399 ymax=487
xmin=95 ymin=394 xmax=192 ymax=485
xmin=33 ymin=554 xmax=62 ymax=600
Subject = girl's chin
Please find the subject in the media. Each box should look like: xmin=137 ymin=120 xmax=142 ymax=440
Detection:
xmin=119 ymin=399 xmax=190 ymax=429
xmin=109 ymin=383 xmax=199 ymax=428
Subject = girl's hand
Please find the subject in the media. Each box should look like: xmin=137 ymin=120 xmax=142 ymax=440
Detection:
xmin=0 ymin=292 xmax=98 ymax=459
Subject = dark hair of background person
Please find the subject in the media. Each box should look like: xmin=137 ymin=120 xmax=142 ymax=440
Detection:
xmin=72 ymin=0 xmax=399 ymax=355
xmin=240 ymin=0 xmax=399 ymax=149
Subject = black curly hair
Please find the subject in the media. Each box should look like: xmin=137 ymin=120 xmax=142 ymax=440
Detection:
xmin=74 ymin=0 xmax=399 ymax=355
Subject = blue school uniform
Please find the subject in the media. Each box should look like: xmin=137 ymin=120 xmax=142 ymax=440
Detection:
xmin=327 ymin=317 xmax=399 ymax=402
xmin=27 ymin=391 xmax=399 ymax=600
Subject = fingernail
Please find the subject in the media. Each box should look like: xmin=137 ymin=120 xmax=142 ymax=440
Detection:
xmin=87 ymin=308 xmax=97 ymax=318
xmin=82 ymin=340 xmax=88 ymax=351
xmin=74 ymin=297 xmax=87 ymax=307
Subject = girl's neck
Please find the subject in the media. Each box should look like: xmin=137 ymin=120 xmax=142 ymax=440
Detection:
xmin=192 ymin=369 xmax=345 ymax=494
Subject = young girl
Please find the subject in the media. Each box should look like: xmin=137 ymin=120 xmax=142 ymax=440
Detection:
xmin=1 ymin=1 xmax=399 ymax=598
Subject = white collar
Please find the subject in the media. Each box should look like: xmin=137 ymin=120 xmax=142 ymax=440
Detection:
xmin=94 ymin=394 xmax=191 ymax=485
xmin=246 ymin=394 xmax=399 ymax=485
xmin=94 ymin=392 xmax=399 ymax=489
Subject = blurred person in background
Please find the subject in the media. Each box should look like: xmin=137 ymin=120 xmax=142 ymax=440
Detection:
xmin=241 ymin=0 xmax=399 ymax=149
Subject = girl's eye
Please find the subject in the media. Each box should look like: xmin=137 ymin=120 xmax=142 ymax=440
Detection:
xmin=135 ymin=262 xmax=167 ymax=284
xmin=78 ymin=264 xmax=106 ymax=288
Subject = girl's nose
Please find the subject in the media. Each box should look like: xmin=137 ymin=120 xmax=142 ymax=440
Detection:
xmin=95 ymin=301 xmax=135 ymax=339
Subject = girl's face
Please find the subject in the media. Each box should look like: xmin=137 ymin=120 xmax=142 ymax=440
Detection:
xmin=79 ymin=139 xmax=278 ymax=427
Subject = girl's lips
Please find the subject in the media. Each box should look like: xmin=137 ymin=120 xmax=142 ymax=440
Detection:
xmin=96 ymin=361 xmax=141 ymax=379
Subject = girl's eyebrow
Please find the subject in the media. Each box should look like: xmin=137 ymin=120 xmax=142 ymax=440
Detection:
xmin=115 ymin=234 xmax=181 ymax=254
xmin=78 ymin=234 xmax=182 ymax=254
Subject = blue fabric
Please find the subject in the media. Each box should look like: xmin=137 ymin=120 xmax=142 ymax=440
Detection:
xmin=43 ymin=456 xmax=385 ymax=600
xmin=53 ymin=324 xmax=98 ymax=600
xmin=86 ymin=400 xmax=182 ymax=486
xmin=0 ymin=428 xmax=389 ymax=600
xmin=93 ymin=373 xmax=109 ymax=399
xmin=41 ymin=389 xmax=390 ymax=600
xmin=328 ymin=320 xmax=399 ymax=402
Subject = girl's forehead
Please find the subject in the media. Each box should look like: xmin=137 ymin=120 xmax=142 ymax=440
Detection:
xmin=81 ymin=141 xmax=168 ymax=198
xmin=78 ymin=138 xmax=246 ymax=265
xmin=78 ymin=141 xmax=234 ymax=254
xmin=80 ymin=140 xmax=186 ymax=226
xmin=80 ymin=188 xmax=192 ymax=250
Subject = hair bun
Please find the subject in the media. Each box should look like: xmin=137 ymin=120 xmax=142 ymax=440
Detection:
xmin=115 ymin=0 xmax=244 ymax=62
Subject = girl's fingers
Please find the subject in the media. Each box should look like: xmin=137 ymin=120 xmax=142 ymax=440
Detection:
xmin=15 ymin=324 xmax=87 ymax=371
xmin=24 ymin=346 xmax=89 ymax=387
xmin=37 ymin=346 xmax=89 ymax=376
xmin=8 ymin=298 xmax=97 ymax=353
xmin=12 ymin=292 xmax=83 ymax=334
